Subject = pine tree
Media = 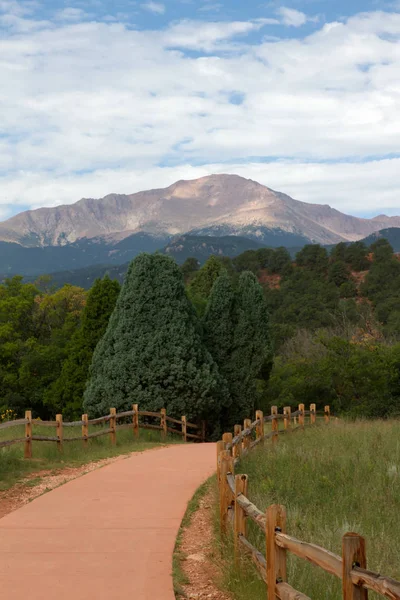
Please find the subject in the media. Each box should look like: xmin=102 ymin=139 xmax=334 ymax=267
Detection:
xmin=83 ymin=254 xmax=229 ymax=433
xmin=45 ymin=275 xmax=120 ymax=418
xmin=229 ymin=271 xmax=273 ymax=421
xmin=203 ymin=271 xmax=273 ymax=425
xmin=187 ymin=255 xmax=227 ymax=315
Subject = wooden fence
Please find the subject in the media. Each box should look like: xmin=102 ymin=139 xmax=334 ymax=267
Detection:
xmin=0 ymin=405 xmax=205 ymax=458
xmin=217 ymin=404 xmax=400 ymax=600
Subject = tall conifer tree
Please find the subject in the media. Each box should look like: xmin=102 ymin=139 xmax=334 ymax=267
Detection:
xmin=83 ymin=254 xmax=229 ymax=433
xmin=203 ymin=271 xmax=272 ymax=424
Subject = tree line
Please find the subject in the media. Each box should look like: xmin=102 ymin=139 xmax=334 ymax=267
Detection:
xmin=1 ymin=236 xmax=399 ymax=427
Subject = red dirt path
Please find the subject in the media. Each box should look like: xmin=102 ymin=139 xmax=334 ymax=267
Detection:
xmin=0 ymin=443 xmax=216 ymax=599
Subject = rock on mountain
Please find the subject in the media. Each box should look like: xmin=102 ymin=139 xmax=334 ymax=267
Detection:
xmin=1 ymin=174 xmax=400 ymax=247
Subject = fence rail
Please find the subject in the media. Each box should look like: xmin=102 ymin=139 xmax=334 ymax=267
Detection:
xmin=217 ymin=404 xmax=400 ymax=600
xmin=0 ymin=405 xmax=205 ymax=457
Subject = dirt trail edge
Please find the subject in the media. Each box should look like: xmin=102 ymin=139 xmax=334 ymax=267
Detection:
xmin=0 ymin=443 xmax=216 ymax=600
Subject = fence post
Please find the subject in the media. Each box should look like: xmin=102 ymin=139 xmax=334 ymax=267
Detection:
xmin=160 ymin=408 xmax=167 ymax=441
xmin=234 ymin=473 xmax=248 ymax=566
xmin=24 ymin=410 xmax=32 ymax=459
xmin=56 ymin=414 xmax=63 ymax=453
xmin=216 ymin=440 xmax=225 ymax=489
xmin=181 ymin=416 xmax=187 ymax=442
xmin=133 ymin=404 xmax=139 ymax=438
xmin=256 ymin=410 xmax=264 ymax=441
xmin=219 ymin=450 xmax=233 ymax=535
xmin=266 ymin=504 xmax=287 ymax=600
xmin=223 ymin=432 xmax=233 ymax=456
xmin=243 ymin=418 xmax=252 ymax=450
xmin=271 ymin=406 xmax=278 ymax=442
xmin=342 ymin=533 xmax=367 ymax=600
xmin=110 ymin=408 xmax=116 ymax=445
xmin=233 ymin=424 xmax=242 ymax=460
xmin=325 ymin=405 xmax=331 ymax=424
xmin=283 ymin=406 xmax=291 ymax=431
xmin=298 ymin=403 xmax=305 ymax=428
xmin=82 ymin=414 xmax=88 ymax=448
xmin=310 ymin=403 xmax=316 ymax=425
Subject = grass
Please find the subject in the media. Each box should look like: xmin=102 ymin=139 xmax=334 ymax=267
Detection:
xmin=216 ymin=420 xmax=400 ymax=600
xmin=0 ymin=422 xmax=182 ymax=492
xmin=173 ymin=476 xmax=213 ymax=598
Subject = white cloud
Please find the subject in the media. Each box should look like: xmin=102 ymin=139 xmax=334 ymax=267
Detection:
xmin=163 ymin=18 xmax=277 ymax=50
xmin=278 ymin=7 xmax=308 ymax=27
xmin=141 ymin=1 xmax=165 ymax=15
xmin=0 ymin=9 xmax=400 ymax=218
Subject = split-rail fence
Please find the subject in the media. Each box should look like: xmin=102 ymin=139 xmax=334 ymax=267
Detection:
xmin=217 ymin=403 xmax=400 ymax=600
xmin=0 ymin=405 xmax=205 ymax=458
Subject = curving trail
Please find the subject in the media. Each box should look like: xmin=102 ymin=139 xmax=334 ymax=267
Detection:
xmin=0 ymin=443 xmax=216 ymax=599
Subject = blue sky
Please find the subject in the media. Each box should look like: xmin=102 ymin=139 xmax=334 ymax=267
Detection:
xmin=1 ymin=0 xmax=400 ymax=219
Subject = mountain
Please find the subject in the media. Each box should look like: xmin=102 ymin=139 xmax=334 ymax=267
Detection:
xmin=1 ymin=174 xmax=400 ymax=248
xmin=360 ymin=228 xmax=400 ymax=253
xmin=0 ymin=232 xmax=169 ymax=278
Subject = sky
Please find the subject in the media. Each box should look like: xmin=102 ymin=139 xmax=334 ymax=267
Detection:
xmin=1 ymin=0 xmax=400 ymax=220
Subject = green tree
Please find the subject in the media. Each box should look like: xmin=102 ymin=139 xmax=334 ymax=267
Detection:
xmin=187 ymin=255 xmax=227 ymax=315
xmin=44 ymin=275 xmax=120 ymax=418
xmin=296 ymin=244 xmax=329 ymax=273
xmin=83 ymin=254 xmax=229 ymax=435
xmin=345 ymin=241 xmax=369 ymax=271
xmin=370 ymin=238 xmax=394 ymax=263
xmin=330 ymin=242 xmax=348 ymax=263
xmin=328 ymin=260 xmax=350 ymax=287
xmin=180 ymin=257 xmax=199 ymax=283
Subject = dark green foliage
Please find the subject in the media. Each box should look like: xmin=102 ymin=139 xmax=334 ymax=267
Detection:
xmin=361 ymin=241 xmax=400 ymax=335
xmin=83 ymin=254 xmax=229 ymax=435
xmin=232 ymin=250 xmax=260 ymax=273
xmin=0 ymin=278 xmax=86 ymax=417
xmin=229 ymin=272 xmax=273 ymax=420
xmin=328 ymin=260 xmax=350 ymax=287
xmin=204 ymin=272 xmax=272 ymax=424
xmin=180 ymin=257 xmax=200 ymax=283
xmin=330 ymin=241 xmax=347 ymax=262
xmin=344 ymin=241 xmax=370 ymax=271
xmin=296 ymin=244 xmax=329 ymax=273
xmin=370 ymin=238 xmax=394 ymax=263
xmin=267 ymin=333 xmax=400 ymax=417
xmin=187 ymin=255 xmax=228 ymax=315
xmin=44 ymin=275 xmax=120 ymax=419
xmin=264 ymin=269 xmax=340 ymax=348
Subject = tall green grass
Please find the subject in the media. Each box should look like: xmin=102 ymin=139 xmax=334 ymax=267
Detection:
xmin=0 ymin=422 xmax=181 ymax=491
xmin=219 ymin=421 xmax=400 ymax=600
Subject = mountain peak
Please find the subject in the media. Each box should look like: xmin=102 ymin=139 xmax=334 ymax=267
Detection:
xmin=0 ymin=174 xmax=399 ymax=247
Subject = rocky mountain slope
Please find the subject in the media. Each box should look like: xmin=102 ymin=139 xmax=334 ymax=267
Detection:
xmin=1 ymin=174 xmax=399 ymax=247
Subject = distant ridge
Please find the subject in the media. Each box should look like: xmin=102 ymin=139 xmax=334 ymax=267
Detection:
xmin=20 ymin=227 xmax=400 ymax=290
xmin=1 ymin=174 xmax=399 ymax=248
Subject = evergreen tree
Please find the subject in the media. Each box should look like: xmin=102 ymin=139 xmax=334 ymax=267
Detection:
xmin=296 ymin=244 xmax=329 ymax=273
xmin=203 ymin=271 xmax=273 ymax=424
xmin=180 ymin=257 xmax=200 ymax=283
xmin=203 ymin=272 xmax=236 ymax=380
xmin=45 ymin=275 xmax=120 ymax=418
xmin=187 ymin=255 xmax=227 ymax=315
xmin=229 ymin=271 xmax=273 ymax=421
xmin=83 ymin=254 xmax=229 ymax=434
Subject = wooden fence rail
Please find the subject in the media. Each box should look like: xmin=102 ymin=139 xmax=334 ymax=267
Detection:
xmin=0 ymin=406 xmax=206 ymax=457
xmin=217 ymin=404 xmax=400 ymax=600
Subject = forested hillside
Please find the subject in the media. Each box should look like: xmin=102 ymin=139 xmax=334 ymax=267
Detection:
xmin=1 ymin=237 xmax=399 ymax=424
